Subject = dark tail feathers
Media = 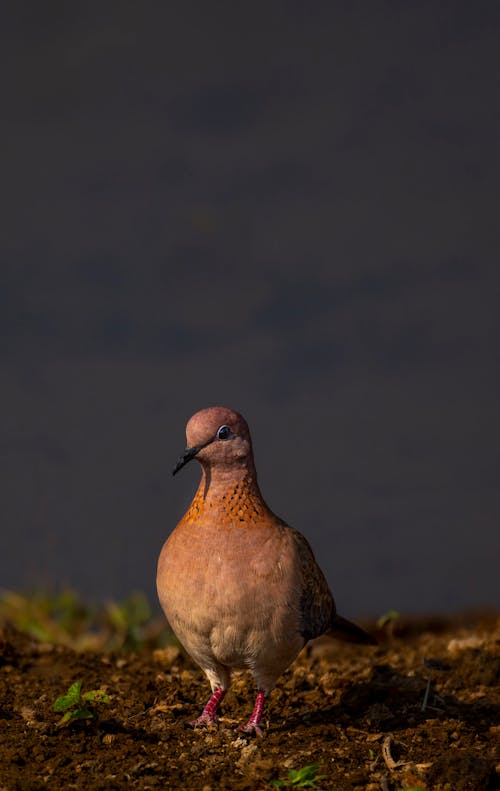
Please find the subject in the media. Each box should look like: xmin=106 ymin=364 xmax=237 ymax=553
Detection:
xmin=328 ymin=614 xmax=377 ymax=646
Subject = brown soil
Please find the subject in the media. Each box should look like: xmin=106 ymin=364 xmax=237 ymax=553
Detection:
xmin=1 ymin=615 xmax=499 ymax=791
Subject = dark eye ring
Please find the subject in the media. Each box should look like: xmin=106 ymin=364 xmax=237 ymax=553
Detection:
xmin=217 ymin=425 xmax=231 ymax=441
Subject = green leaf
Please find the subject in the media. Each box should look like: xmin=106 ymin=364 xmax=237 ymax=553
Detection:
xmin=377 ymin=610 xmax=400 ymax=628
xmin=56 ymin=708 xmax=94 ymax=728
xmin=82 ymin=689 xmax=110 ymax=704
xmin=68 ymin=708 xmax=95 ymax=721
xmin=271 ymin=765 xmax=326 ymax=789
xmin=291 ymin=764 xmax=325 ymax=787
xmin=54 ymin=680 xmax=82 ymax=711
xmin=57 ymin=711 xmax=74 ymax=727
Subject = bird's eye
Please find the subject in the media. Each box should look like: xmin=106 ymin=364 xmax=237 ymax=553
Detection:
xmin=217 ymin=425 xmax=232 ymax=441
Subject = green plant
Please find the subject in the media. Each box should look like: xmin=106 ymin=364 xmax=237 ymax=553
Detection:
xmin=0 ymin=588 xmax=175 ymax=651
xmin=377 ymin=609 xmax=400 ymax=640
xmin=54 ymin=680 xmax=110 ymax=727
xmin=103 ymin=592 xmax=153 ymax=651
xmin=377 ymin=609 xmax=400 ymax=629
xmin=271 ymin=764 xmax=328 ymax=789
xmin=0 ymin=589 xmax=92 ymax=645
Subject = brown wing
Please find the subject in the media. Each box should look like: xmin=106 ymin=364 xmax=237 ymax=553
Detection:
xmin=287 ymin=528 xmax=376 ymax=646
xmin=288 ymin=528 xmax=336 ymax=642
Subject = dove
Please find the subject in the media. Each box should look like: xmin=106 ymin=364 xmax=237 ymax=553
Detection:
xmin=157 ymin=406 xmax=375 ymax=736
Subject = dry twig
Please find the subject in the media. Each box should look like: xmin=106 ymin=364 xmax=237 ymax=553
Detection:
xmin=381 ymin=734 xmax=407 ymax=770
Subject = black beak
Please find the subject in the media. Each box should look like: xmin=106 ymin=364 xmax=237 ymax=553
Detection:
xmin=172 ymin=445 xmax=203 ymax=476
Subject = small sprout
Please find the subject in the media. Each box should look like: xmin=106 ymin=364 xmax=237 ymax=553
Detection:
xmin=54 ymin=680 xmax=110 ymax=727
xmin=271 ymin=763 xmax=328 ymax=788
xmin=377 ymin=610 xmax=400 ymax=628
xmin=377 ymin=610 xmax=400 ymax=641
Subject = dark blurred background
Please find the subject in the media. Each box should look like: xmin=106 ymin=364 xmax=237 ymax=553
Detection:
xmin=1 ymin=2 xmax=499 ymax=617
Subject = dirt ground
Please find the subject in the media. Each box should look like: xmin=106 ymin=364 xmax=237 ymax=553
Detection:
xmin=0 ymin=614 xmax=499 ymax=791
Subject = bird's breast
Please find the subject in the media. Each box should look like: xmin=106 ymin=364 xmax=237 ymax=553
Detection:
xmin=156 ymin=513 xmax=302 ymax=664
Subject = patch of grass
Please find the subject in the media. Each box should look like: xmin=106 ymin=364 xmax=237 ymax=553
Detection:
xmin=0 ymin=589 xmax=176 ymax=651
xmin=103 ymin=592 xmax=154 ymax=651
xmin=271 ymin=764 xmax=330 ymax=789
xmin=0 ymin=589 xmax=91 ymax=645
xmin=54 ymin=680 xmax=110 ymax=727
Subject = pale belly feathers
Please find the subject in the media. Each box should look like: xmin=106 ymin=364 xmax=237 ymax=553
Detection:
xmin=157 ymin=519 xmax=305 ymax=676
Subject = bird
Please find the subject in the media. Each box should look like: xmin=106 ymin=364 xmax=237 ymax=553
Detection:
xmin=157 ymin=406 xmax=375 ymax=736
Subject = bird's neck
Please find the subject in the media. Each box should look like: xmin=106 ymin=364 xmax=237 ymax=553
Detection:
xmin=184 ymin=464 xmax=273 ymax=524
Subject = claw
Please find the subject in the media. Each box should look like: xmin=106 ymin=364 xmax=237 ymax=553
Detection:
xmin=237 ymin=688 xmax=266 ymax=737
xmin=237 ymin=721 xmax=263 ymax=737
xmin=186 ymin=712 xmax=219 ymax=729
xmin=186 ymin=686 xmax=226 ymax=730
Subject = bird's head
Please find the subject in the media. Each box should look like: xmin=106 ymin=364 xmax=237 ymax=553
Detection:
xmin=173 ymin=406 xmax=254 ymax=476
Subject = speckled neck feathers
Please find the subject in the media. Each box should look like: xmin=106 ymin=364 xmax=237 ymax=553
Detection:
xmin=183 ymin=470 xmax=275 ymax=527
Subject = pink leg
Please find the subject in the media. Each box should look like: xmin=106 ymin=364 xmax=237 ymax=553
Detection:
xmin=188 ymin=687 xmax=226 ymax=729
xmin=237 ymin=689 xmax=266 ymax=737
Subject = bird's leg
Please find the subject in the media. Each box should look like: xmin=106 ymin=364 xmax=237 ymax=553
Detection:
xmin=237 ymin=689 xmax=266 ymax=737
xmin=188 ymin=686 xmax=226 ymax=729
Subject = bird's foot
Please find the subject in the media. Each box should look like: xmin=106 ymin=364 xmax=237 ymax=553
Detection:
xmin=236 ymin=688 xmax=266 ymax=738
xmin=187 ymin=711 xmax=219 ymax=729
xmin=186 ymin=686 xmax=226 ymax=730
xmin=237 ymin=721 xmax=263 ymax=738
